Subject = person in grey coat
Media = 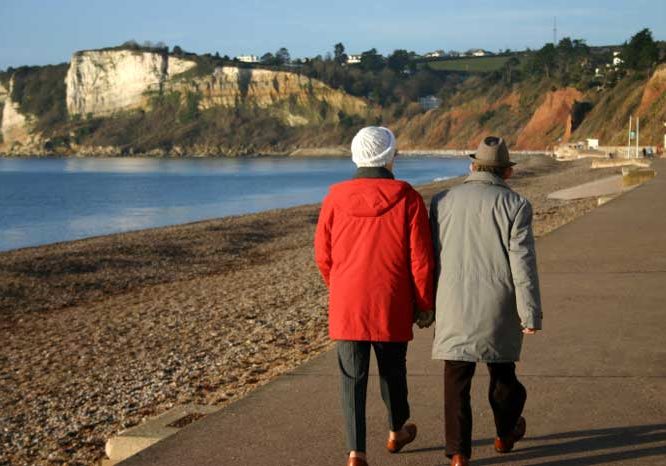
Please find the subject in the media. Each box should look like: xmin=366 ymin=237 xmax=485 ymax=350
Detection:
xmin=427 ymin=136 xmax=543 ymax=466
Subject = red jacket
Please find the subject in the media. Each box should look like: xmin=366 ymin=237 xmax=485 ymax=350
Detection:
xmin=314 ymin=174 xmax=435 ymax=342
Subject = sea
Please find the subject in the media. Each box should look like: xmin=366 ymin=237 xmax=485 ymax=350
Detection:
xmin=0 ymin=156 xmax=470 ymax=252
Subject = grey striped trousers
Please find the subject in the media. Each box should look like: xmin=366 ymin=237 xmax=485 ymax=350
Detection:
xmin=337 ymin=341 xmax=411 ymax=452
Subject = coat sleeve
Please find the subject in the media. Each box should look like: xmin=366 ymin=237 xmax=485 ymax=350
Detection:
xmin=314 ymin=198 xmax=333 ymax=287
xmin=429 ymin=192 xmax=444 ymax=297
xmin=508 ymin=200 xmax=543 ymax=329
xmin=408 ymin=190 xmax=435 ymax=312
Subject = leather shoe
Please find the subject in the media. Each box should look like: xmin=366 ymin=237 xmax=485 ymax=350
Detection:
xmin=346 ymin=457 xmax=368 ymax=466
xmin=386 ymin=423 xmax=417 ymax=453
xmin=450 ymin=454 xmax=470 ymax=466
xmin=494 ymin=416 xmax=526 ymax=453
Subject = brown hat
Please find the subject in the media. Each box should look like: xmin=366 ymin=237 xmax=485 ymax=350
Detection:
xmin=469 ymin=136 xmax=515 ymax=167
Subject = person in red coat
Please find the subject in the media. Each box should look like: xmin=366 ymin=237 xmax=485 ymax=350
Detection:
xmin=314 ymin=126 xmax=435 ymax=466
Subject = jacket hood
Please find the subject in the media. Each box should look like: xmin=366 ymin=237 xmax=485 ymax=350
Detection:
xmin=328 ymin=179 xmax=411 ymax=217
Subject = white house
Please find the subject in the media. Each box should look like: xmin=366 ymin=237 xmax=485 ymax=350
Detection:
xmin=418 ymin=95 xmax=442 ymax=110
xmin=586 ymin=138 xmax=599 ymax=149
xmin=612 ymin=51 xmax=624 ymax=68
xmin=425 ymin=50 xmax=446 ymax=58
xmin=466 ymin=49 xmax=493 ymax=57
xmin=346 ymin=54 xmax=362 ymax=64
xmin=236 ymin=55 xmax=259 ymax=63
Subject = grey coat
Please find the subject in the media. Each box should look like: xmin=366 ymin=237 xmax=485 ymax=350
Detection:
xmin=430 ymin=171 xmax=542 ymax=362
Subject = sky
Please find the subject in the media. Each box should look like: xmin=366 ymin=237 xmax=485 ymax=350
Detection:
xmin=1 ymin=0 xmax=665 ymax=70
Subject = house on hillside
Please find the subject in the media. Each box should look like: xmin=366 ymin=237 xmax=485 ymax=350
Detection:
xmin=465 ymin=49 xmax=494 ymax=57
xmin=612 ymin=51 xmax=623 ymax=68
xmin=425 ymin=50 xmax=446 ymax=58
xmin=419 ymin=95 xmax=442 ymax=110
xmin=236 ymin=55 xmax=259 ymax=63
xmin=346 ymin=54 xmax=362 ymax=64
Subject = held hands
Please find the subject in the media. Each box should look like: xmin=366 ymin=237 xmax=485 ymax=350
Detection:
xmin=522 ymin=328 xmax=539 ymax=335
xmin=415 ymin=310 xmax=435 ymax=329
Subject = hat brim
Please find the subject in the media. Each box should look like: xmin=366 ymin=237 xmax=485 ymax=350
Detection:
xmin=469 ymin=153 xmax=516 ymax=167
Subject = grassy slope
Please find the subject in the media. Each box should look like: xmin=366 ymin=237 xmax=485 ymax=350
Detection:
xmin=570 ymin=70 xmax=666 ymax=147
xmin=426 ymin=55 xmax=512 ymax=72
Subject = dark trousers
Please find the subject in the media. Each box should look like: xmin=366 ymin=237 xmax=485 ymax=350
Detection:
xmin=444 ymin=360 xmax=527 ymax=459
xmin=337 ymin=341 xmax=410 ymax=452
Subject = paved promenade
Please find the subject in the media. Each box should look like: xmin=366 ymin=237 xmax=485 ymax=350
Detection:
xmin=122 ymin=160 xmax=666 ymax=466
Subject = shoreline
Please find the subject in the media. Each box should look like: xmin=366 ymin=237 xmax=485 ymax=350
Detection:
xmin=0 ymin=147 xmax=553 ymax=159
xmin=0 ymin=155 xmax=625 ymax=465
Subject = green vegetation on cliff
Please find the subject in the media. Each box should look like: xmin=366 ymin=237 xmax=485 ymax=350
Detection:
xmin=9 ymin=64 xmax=68 ymax=133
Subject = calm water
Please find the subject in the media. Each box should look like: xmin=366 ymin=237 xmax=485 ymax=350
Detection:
xmin=0 ymin=156 xmax=469 ymax=251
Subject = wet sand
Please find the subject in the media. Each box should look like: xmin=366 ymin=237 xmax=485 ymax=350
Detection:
xmin=0 ymin=155 xmax=619 ymax=465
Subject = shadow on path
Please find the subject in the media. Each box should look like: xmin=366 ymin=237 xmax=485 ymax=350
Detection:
xmin=469 ymin=423 xmax=666 ymax=465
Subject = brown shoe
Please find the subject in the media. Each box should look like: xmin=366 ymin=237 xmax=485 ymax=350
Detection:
xmin=346 ymin=457 xmax=368 ymax=466
xmin=494 ymin=416 xmax=526 ymax=453
xmin=386 ymin=423 xmax=417 ymax=453
xmin=450 ymin=454 xmax=470 ymax=466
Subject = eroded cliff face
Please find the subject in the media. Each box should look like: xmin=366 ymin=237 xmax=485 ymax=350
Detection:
xmin=169 ymin=66 xmax=367 ymax=126
xmin=0 ymin=81 xmax=7 ymax=141
xmin=1 ymin=78 xmax=37 ymax=150
xmin=515 ymin=88 xmax=583 ymax=149
xmin=66 ymin=50 xmax=196 ymax=117
xmin=64 ymin=51 xmax=366 ymax=128
xmin=0 ymin=82 xmax=7 ymax=105
xmin=638 ymin=65 xmax=666 ymax=115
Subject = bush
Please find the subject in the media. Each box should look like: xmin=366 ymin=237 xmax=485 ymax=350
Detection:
xmin=478 ymin=109 xmax=496 ymax=126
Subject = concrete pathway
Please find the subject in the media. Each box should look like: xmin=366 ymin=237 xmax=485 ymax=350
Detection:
xmin=121 ymin=160 xmax=666 ymax=466
xmin=548 ymin=175 xmax=625 ymax=200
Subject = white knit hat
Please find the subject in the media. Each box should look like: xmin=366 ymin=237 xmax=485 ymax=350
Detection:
xmin=351 ymin=126 xmax=397 ymax=168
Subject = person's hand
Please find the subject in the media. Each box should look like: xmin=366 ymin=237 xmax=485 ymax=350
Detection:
xmin=416 ymin=311 xmax=435 ymax=328
xmin=522 ymin=328 xmax=539 ymax=335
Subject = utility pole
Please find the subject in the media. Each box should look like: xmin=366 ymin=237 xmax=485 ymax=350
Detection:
xmin=636 ymin=117 xmax=640 ymax=158
xmin=553 ymin=17 xmax=558 ymax=44
xmin=627 ymin=116 xmax=632 ymax=158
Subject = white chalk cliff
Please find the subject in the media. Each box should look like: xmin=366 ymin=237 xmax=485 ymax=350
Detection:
xmin=1 ymin=48 xmax=370 ymax=153
xmin=66 ymin=50 xmax=197 ymax=116
xmin=1 ymin=78 xmax=36 ymax=148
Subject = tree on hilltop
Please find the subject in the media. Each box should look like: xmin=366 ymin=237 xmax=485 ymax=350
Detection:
xmin=622 ymin=28 xmax=659 ymax=72
xmin=276 ymin=47 xmax=291 ymax=65
xmin=387 ymin=49 xmax=411 ymax=73
xmin=334 ymin=43 xmax=347 ymax=65
xmin=504 ymin=56 xmax=521 ymax=84
xmin=360 ymin=48 xmax=385 ymax=72
xmin=261 ymin=52 xmax=276 ymax=65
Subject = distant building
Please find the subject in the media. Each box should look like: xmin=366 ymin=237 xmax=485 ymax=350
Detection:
xmin=346 ymin=54 xmax=362 ymax=64
xmin=586 ymin=138 xmax=599 ymax=149
xmin=236 ymin=55 xmax=259 ymax=63
xmin=466 ymin=49 xmax=494 ymax=57
xmin=425 ymin=50 xmax=446 ymax=58
xmin=612 ymin=51 xmax=623 ymax=68
xmin=418 ymin=95 xmax=442 ymax=110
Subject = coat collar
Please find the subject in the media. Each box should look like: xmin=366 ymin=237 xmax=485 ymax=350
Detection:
xmin=464 ymin=171 xmax=510 ymax=189
xmin=353 ymin=167 xmax=395 ymax=180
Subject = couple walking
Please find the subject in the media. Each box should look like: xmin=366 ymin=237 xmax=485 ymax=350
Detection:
xmin=314 ymin=126 xmax=542 ymax=466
